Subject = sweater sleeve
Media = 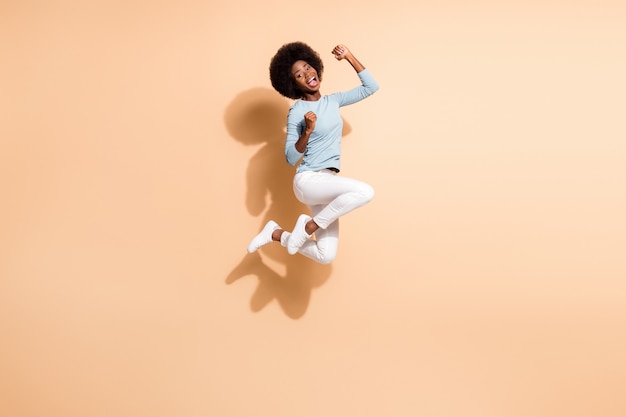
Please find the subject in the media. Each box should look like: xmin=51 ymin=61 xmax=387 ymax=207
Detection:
xmin=334 ymin=69 xmax=379 ymax=107
xmin=284 ymin=106 xmax=304 ymax=166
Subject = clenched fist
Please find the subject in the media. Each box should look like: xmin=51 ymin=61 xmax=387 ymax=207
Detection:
xmin=304 ymin=111 xmax=317 ymax=133
xmin=331 ymin=44 xmax=351 ymax=60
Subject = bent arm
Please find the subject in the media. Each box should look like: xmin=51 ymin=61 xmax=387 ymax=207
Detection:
xmin=285 ymin=108 xmax=305 ymax=165
xmin=331 ymin=44 xmax=379 ymax=106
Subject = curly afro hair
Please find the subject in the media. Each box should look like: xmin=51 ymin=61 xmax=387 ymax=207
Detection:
xmin=269 ymin=41 xmax=324 ymax=100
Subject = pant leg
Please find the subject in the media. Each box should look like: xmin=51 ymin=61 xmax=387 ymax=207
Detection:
xmin=292 ymin=170 xmax=373 ymax=264
xmin=297 ymin=204 xmax=339 ymax=264
xmin=293 ymin=170 xmax=374 ymax=229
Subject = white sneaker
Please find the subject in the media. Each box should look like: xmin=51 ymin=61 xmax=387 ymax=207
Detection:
xmin=247 ymin=220 xmax=280 ymax=253
xmin=287 ymin=214 xmax=312 ymax=255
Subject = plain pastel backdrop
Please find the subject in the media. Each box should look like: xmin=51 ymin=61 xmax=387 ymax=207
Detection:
xmin=1 ymin=1 xmax=625 ymax=416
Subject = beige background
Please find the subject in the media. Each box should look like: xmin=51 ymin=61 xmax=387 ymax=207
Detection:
xmin=1 ymin=1 xmax=625 ymax=416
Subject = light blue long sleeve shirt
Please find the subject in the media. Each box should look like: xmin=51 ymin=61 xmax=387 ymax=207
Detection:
xmin=284 ymin=69 xmax=379 ymax=173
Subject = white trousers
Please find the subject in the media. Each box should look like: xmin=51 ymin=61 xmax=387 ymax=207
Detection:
xmin=291 ymin=169 xmax=374 ymax=264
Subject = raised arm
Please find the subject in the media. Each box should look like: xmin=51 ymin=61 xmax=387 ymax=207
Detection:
xmin=331 ymin=44 xmax=379 ymax=106
xmin=331 ymin=44 xmax=365 ymax=73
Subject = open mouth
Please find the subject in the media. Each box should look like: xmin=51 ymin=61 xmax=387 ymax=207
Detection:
xmin=307 ymin=76 xmax=318 ymax=86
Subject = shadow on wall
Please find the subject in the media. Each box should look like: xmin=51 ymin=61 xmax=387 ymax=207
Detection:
xmin=224 ymin=87 xmax=350 ymax=319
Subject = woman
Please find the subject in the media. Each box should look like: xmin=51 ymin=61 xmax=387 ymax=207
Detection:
xmin=247 ymin=41 xmax=379 ymax=264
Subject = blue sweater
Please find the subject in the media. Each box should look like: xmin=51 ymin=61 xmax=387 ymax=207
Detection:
xmin=284 ymin=69 xmax=379 ymax=173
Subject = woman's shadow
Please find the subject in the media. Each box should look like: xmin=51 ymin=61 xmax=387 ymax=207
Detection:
xmin=224 ymin=88 xmax=351 ymax=319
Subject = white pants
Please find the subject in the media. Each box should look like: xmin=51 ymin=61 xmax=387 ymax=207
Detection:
xmin=291 ymin=169 xmax=374 ymax=264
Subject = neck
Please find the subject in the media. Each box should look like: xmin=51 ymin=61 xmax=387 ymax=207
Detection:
xmin=301 ymin=91 xmax=321 ymax=101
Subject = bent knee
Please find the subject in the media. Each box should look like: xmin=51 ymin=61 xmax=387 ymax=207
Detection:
xmin=360 ymin=184 xmax=375 ymax=203
xmin=316 ymin=253 xmax=336 ymax=265
xmin=315 ymin=248 xmax=337 ymax=265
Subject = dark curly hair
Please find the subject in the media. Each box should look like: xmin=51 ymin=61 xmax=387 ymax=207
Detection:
xmin=269 ymin=41 xmax=324 ymax=100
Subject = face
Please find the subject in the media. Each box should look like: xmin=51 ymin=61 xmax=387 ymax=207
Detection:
xmin=291 ymin=60 xmax=320 ymax=95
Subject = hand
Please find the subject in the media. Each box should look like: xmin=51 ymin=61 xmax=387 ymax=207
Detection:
xmin=331 ymin=44 xmax=351 ymax=61
xmin=304 ymin=111 xmax=317 ymax=133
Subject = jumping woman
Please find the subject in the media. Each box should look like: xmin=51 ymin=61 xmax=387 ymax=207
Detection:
xmin=247 ymin=42 xmax=379 ymax=264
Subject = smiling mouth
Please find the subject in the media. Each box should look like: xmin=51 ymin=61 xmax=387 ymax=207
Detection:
xmin=307 ymin=77 xmax=317 ymax=86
